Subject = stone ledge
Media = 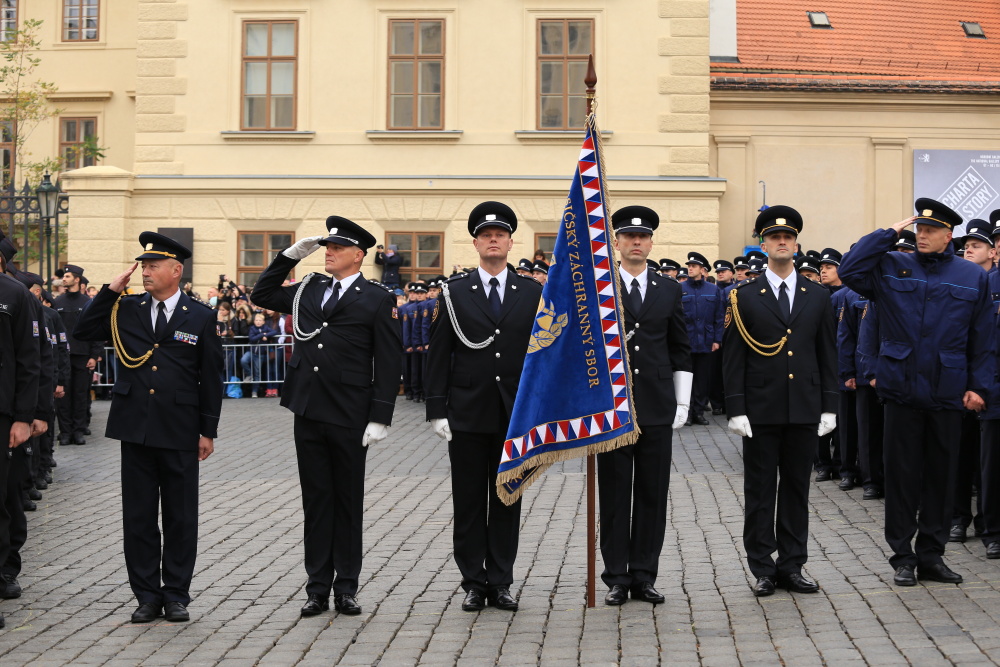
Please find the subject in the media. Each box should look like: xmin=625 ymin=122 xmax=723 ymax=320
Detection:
xmin=365 ymin=130 xmax=463 ymax=144
xmin=514 ymin=130 xmax=614 ymax=144
xmin=220 ymin=131 xmax=316 ymax=143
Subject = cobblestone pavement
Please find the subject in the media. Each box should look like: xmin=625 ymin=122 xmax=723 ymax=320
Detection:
xmin=2 ymin=397 xmax=1000 ymax=666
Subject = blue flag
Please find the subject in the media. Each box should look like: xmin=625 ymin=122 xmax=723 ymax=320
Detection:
xmin=497 ymin=116 xmax=639 ymax=505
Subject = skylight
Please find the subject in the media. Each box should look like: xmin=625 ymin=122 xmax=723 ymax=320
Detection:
xmin=961 ymin=22 xmax=986 ymax=38
xmin=807 ymin=12 xmax=832 ymax=29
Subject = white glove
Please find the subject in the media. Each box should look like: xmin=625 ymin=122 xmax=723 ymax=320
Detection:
xmin=728 ymin=416 xmax=753 ymax=438
xmin=817 ymin=413 xmax=837 ymax=437
xmin=281 ymin=235 xmax=325 ymax=261
xmin=672 ymin=371 xmax=693 ymax=430
xmin=431 ymin=418 xmax=452 ymax=442
xmin=361 ymin=422 xmax=388 ymax=448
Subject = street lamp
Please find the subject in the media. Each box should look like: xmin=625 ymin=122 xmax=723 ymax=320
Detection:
xmin=35 ymin=173 xmax=59 ymax=282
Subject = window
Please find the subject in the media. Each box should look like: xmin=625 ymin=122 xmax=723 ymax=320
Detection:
xmin=1 ymin=0 xmax=15 ymax=42
xmin=388 ymin=19 xmax=444 ymax=129
xmin=534 ymin=234 xmax=556 ymax=262
xmin=0 ymin=122 xmax=11 ymax=188
xmin=238 ymin=232 xmax=293 ymax=287
xmin=961 ymin=22 xmax=986 ymax=38
xmin=63 ymin=0 xmax=99 ymax=41
xmin=60 ymin=117 xmax=98 ymax=169
xmin=537 ymin=19 xmax=593 ymax=130
xmin=242 ymin=21 xmax=297 ymax=130
xmin=806 ymin=12 xmax=832 ymax=29
xmin=385 ymin=232 xmax=443 ymax=284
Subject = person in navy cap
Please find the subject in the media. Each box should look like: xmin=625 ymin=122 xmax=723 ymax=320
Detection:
xmin=980 ymin=215 xmax=1000 ymax=559
xmin=723 ymin=205 xmax=838 ymax=597
xmin=746 ymin=257 xmax=764 ymax=277
xmin=681 ymin=251 xmax=724 ymax=425
xmin=399 ymin=282 xmax=421 ymax=400
xmin=250 ymin=216 xmax=402 ymax=618
xmin=515 ymin=258 xmax=533 ymax=275
xmin=408 ymin=282 xmax=429 ymax=402
xmin=676 ymin=267 xmax=688 ymax=282
xmin=597 ymin=204 xmax=692 ymax=606
xmin=714 ymin=259 xmax=735 ymax=289
xmin=895 ymin=229 xmax=917 ymax=253
xmin=840 ymin=198 xmax=994 ymax=587
xmin=796 ymin=256 xmax=821 ymax=282
xmin=74 ymin=232 xmax=223 ymax=624
xmin=52 ymin=264 xmax=102 ymax=446
xmin=813 ymin=248 xmax=850 ymax=485
xmin=531 ymin=260 xmax=549 ymax=285
xmin=733 ymin=256 xmax=750 ymax=283
xmin=425 ymin=201 xmax=542 ymax=612
xmin=659 ymin=258 xmax=680 ymax=280
xmin=948 ymin=220 xmax=995 ymax=545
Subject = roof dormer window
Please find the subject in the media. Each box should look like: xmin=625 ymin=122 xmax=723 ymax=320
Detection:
xmin=961 ymin=22 xmax=986 ymax=38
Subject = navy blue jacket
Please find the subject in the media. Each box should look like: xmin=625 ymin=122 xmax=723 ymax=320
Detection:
xmin=836 ymin=287 xmax=869 ymax=387
xmin=680 ymin=278 xmax=724 ymax=354
xmin=856 ymin=301 xmax=879 ymax=384
xmin=400 ymin=300 xmax=418 ymax=350
xmin=419 ymin=297 xmax=437 ymax=348
xmin=982 ymin=268 xmax=1000 ymax=420
xmin=839 ymin=228 xmax=995 ymax=411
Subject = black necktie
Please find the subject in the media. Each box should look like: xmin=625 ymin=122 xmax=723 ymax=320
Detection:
xmin=488 ymin=277 xmax=501 ymax=317
xmin=628 ymin=278 xmax=642 ymax=314
xmin=778 ymin=281 xmax=790 ymax=318
xmin=323 ymin=282 xmax=341 ymax=319
xmin=154 ymin=301 xmax=167 ymax=336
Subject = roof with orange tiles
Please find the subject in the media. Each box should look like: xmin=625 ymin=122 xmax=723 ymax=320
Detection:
xmin=712 ymin=0 xmax=1000 ymax=87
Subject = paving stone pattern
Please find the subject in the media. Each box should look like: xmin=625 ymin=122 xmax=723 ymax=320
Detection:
xmin=1 ymin=397 xmax=999 ymax=665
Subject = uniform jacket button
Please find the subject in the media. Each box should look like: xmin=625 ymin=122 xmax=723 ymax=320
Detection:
xmin=152 ymin=366 xmax=157 ymax=371
xmin=314 ymin=366 xmax=319 ymax=372
xmin=634 ymin=368 xmax=640 ymax=374
xmin=787 ymin=351 xmax=793 ymax=356
xmin=634 ymin=345 xmax=639 ymax=351
xmin=149 ymin=389 xmax=155 ymax=395
xmin=495 ymin=329 xmax=500 ymax=334
xmin=788 ymin=374 xmax=794 ymax=379
xmin=317 ymin=344 xmax=323 ymax=349
xmin=323 ymin=322 xmax=329 ymax=327
xmin=495 ymin=376 xmax=501 ymax=381
xmin=153 ymin=343 xmax=159 ymax=348
xmin=495 ymin=352 xmax=500 ymax=358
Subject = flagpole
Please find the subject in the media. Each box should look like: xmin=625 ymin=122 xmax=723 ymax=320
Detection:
xmin=584 ymin=54 xmax=598 ymax=609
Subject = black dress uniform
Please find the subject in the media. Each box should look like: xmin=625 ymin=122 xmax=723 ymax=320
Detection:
xmin=598 ymin=206 xmax=692 ymax=605
xmin=52 ymin=265 xmax=101 ymax=445
xmin=250 ymin=216 xmax=401 ymax=614
xmin=722 ymin=206 xmax=838 ymax=594
xmin=425 ymin=202 xmax=542 ymax=608
xmin=74 ymin=233 xmax=223 ymax=617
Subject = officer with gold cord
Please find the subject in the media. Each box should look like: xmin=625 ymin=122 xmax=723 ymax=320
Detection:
xmin=75 ymin=232 xmax=223 ymax=624
xmin=723 ymin=206 xmax=839 ymax=597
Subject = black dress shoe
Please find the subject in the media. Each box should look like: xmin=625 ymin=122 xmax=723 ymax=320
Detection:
xmin=462 ymin=589 xmax=486 ymax=611
xmin=163 ymin=601 xmax=190 ymax=622
xmin=684 ymin=417 xmax=692 ymax=426
xmin=487 ymin=586 xmax=519 ymax=611
xmin=893 ymin=565 xmax=916 ymax=586
xmin=35 ymin=479 xmax=48 ymax=490
xmin=987 ymin=542 xmax=1000 ymax=559
xmin=815 ymin=470 xmax=831 ymax=482
xmin=630 ymin=582 xmax=665 ymax=604
xmin=0 ymin=574 xmax=21 ymax=599
xmin=712 ymin=407 xmax=726 ymax=416
xmin=131 ymin=602 xmax=162 ymax=623
xmin=838 ymin=477 xmax=854 ymax=491
xmin=334 ymin=594 xmax=361 ymax=615
xmin=692 ymin=414 xmax=710 ymax=426
xmin=82 ymin=427 xmax=92 ymax=436
xmin=753 ymin=576 xmax=775 ymax=597
xmin=918 ymin=563 xmax=963 ymax=584
xmin=70 ymin=434 xmax=86 ymax=446
xmin=948 ymin=525 xmax=967 ymax=543
xmin=58 ymin=436 xmax=69 ymax=447
xmin=777 ymin=572 xmax=819 ymax=593
xmin=862 ymin=486 xmax=883 ymax=500
xmin=22 ymin=499 xmax=36 ymax=512
xmin=44 ymin=473 xmax=53 ymax=484
xmin=27 ymin=488 xmax=42 ymax=501
xmin=604 ymin=584 xmax=628 ymax=606
xmin=300 ymin=594 xmax=329 ymax=617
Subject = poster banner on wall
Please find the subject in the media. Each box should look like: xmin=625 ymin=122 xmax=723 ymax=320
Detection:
xmin=913 ymin=150 xmax=1000 ymax=235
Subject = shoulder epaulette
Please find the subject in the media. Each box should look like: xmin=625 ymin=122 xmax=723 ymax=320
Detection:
xmin=446 ymin=273 xmax=469 ymax=283
xmin=190 ymin=297 xmax=213 ymax=310
xmin=515 ymin=273 xmax=541 ymax=285
xmin=735 ymin=277 xmax=757 ymax=289
xmin=368 ymin=279 xmax=393 ymax=292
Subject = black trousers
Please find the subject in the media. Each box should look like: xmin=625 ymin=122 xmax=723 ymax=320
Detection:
xmin=951 ymin=411 xmax=984 ymax=533
xmin=883 ymin=403 xmax=960 ymax=569
xmin=979 ymin=419 xmax=1000 ymax=547
xmin=57 ymin=355 xmax=90 ymax=439
xmin=293 ymin=416 xmax=367 ymax=597
xmin=448 ymin=429 xmax=521 ymax=593
xmin=597 ymin=424 xmax=672 ymax=588
xmin=2 ymin=440 xmax=28 ymax=580
xmin=402 ymin=351 xmax=413 ymax=397
xmin=815 ymin=428 xmax=840 ymax=475
xmin=121 ymin=442 xmax=200 ymax=606
xmin=742 ymin=423 xmax=815 ymax=579
xmin=855 ymin=385 xmax=884 ymax=490
xmin=838 ymin=390 xmax=858 ymax=480
xmin=709 ymin=348 xmax=726 ymax=412
xmin=690 ymin=353 xmax=713 ymax=418
xmin=0 ymin=418 xmax=12 ymax=573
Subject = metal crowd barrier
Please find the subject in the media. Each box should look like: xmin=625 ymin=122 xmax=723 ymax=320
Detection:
xmin=92 ymin=342 xmax=291 ymax=388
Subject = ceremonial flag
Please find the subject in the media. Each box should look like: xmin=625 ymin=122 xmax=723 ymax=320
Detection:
xmin=497 ymin=115 xmax=639 ymax=505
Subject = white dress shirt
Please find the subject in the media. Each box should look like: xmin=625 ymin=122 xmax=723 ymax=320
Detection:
xmin=321 ymin=271 xmax=361 ymax=309
xmin=478 ymin=266 xmax=507 ymax=303
xmin=618 ymin=265 xmax=649 ymax=300
xmin=150 ymin=288 xmax=182 ymax=329
xmin=764 ymin=266 xmax=797 ymax=312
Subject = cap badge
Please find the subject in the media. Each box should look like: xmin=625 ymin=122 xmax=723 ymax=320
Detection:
xmin=485 ymin=214 xmax=496 ymax=221
xmin=146 ymin=243 xmax=153 ymax=250
xmin=631 ymin=218 xmax=643 ymax=225
xmin=922 ymin=209 xmax=933 ymax=217
xmin=776 ymin=218 xmax=786 ymax=224
xmin=329 ymin=228 xmax=338 ymax=235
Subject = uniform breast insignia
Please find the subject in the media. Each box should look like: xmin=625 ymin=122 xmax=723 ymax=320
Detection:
xmin=402 ymin=313 xmax=408 ymax=322
xmin=527 ymin=300 xmax=568 ymax=354
xmin=432 ymin=300 xmax=440 ymax=322
xmin=899 ymin=269 xmax=912 ymax=278
xmin=838 ymin=307 xmax=844 ymax=322
xmin=32 ymin=320 xmax=39 ymax=337
xmin=59 ymin=332 xmax=67 ymax=342
xmin=862 ymin=303 xmax=868 ymax=319
xmin=392 ymin=307 xmax=399 ymax=320
xmin=724 ymin=304 xmax=732 ymax=329
xmin=174 ymin=331 xmax=199 ymax=345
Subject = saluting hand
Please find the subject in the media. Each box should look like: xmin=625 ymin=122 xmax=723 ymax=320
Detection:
xmin=110 ymin=261 xmax=139 ymax=293
xmin=890 ymin=217 xmax=917 ymax=235
xmin=964 ymin=391 xmax=985 ymax=412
